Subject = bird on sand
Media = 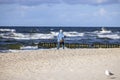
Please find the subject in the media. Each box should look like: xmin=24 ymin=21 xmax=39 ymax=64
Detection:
xmin=105 ymin=70 xmax=114 ymax=76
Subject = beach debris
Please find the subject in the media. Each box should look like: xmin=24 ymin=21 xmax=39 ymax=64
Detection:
xmin=105 ymin=70 xmax=114 ymax=76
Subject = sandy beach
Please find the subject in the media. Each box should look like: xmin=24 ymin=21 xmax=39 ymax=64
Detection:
xmin=0 ymin=48 xmax=120 ymax=80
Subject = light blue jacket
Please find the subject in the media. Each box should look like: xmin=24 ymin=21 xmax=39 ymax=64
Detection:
xmin=57 ymin=32 xmax=64 ymax=42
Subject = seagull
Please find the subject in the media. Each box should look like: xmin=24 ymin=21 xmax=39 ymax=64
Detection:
xmin=105 ymin=70 xmax=114 ymax=76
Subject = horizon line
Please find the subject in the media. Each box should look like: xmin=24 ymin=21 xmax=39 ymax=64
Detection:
xmin=0 ymin=26 xmax=120 ymax=27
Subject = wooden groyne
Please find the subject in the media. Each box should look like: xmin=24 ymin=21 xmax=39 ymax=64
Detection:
xmin=0 ymin=43 xmax=120 ymax=50
xmin=0 ymin=43 xmax=22 ymax=50
xmin=38 ymin=42 xmax=120 ymax=48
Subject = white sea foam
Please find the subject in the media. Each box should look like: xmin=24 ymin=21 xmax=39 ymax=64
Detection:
xmin=64 ymin=31 xmax=84 ymax=37
xmin=51 ymin=31 xmax=58 ymax=36
xmin=98 ymin=34 xmax=120 ymax=39
xmin=1 ymin=31 xmax=55 ymax=40
xmin=0 ymin=29 xmax=15 ymax=32
xmin=92 ymin=29 xmax=120 ymax=39
xmin=0 ymin=50 xmax=20 ymax=53
xmin=99 ymin=30 xmax=111 ymax=34
xmin=0 ymin=28 xmax=120 ymax=40
xmin=100 ymin=27 xmax=111 ymax=34
xmin=31 ymin=33 xmax=54 ymax=39
xmin=93 ymin=28 xmax=112 ymax=34
xmin=20 ymin=46 xmax=38 ymax=50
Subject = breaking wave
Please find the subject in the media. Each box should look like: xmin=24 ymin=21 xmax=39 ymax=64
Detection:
xmin=0 ymin=28 xmax=120 ymax=40
xmin=97 ymin=34 xmax=120 ymax=39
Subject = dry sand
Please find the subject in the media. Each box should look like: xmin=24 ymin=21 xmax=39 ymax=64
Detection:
xmin=0 ymin=48 xmax=120 ymax=80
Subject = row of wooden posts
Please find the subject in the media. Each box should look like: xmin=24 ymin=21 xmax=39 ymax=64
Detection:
xmin=38 ymin=42 xmax=120 ymax=48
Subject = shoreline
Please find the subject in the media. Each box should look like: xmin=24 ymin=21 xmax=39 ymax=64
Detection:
xmin=0 ymin=48 xmax=120 ymax=80
xmin=0 ymin=48 xmax=120 ymax=53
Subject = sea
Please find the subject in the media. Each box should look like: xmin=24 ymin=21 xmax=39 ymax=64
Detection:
xmin=0 ymin=27 xmax=120 ymax=50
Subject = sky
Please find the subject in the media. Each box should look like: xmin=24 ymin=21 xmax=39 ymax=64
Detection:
xmin=0 ymin=0 xmax=120 ymax=27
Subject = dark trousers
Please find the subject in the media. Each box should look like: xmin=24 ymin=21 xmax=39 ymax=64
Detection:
xmin=57 ymin=42 xmax=64 ymax=49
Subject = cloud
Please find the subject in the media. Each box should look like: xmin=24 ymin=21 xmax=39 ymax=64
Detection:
xmin=0 ymin=2 xmax=120 ymax=26
xmin=0 ymin=0 xmax=60 ymax=6
xmin=96 ymin=0 xmax=106 ymax=3
xmin=93 ymin=8 xmax=107 ymax=17
xmin=0 ymin=0 xmax=120 ymax=6
xmin=99 ymin=8 xmax=107 ymax=16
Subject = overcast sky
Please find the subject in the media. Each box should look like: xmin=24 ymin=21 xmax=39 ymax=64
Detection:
xmin=0 ymin=0 xmax=120 ymax=26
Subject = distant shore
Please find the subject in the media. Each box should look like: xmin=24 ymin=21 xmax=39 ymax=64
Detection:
xmin=0 ymin=48 xmax=120 ymax=80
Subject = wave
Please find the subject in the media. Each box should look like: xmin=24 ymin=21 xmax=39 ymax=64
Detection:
xmin=92 ymin=28 xmax=120 ymax=39
xmin=0 ymin=28 xmax=120 ymax=40
xmin=1 ymin=33 xmax=55 ymax=40
xmin=97 ymin=34 xmax=120 ymax=39
xmin=50 ymin=31 xmax=58 ymax=36
xmin=51 ymin=31 xmax=84 ymax=38
xmin=0 ymin=31 xmax=84 ymax=41
xmin=64 ymin=31 xmax=84 ymax=37
xmin=20 ymin=46 xmax=38 ymax=50
xmin=0 ymin=29 xmax=55 ymax=39
xmin=93 ymin=27 xmax=112 ymax=34
xmin=100 ymin=27 xmax=112 ymax=34
xmin=99 ymin=30 xmax=111 ymax=34
xmin=0 ymin=28 xmax=15 ymax=32
xmin=0 ymin=49 xmax=20 ymax=53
